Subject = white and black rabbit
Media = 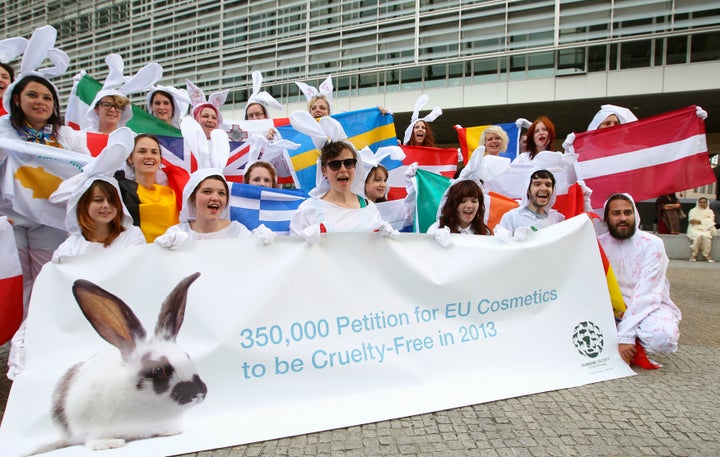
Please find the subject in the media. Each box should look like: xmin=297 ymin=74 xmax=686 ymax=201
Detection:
xmin=35 ymin=272 xmax=207 ymax=453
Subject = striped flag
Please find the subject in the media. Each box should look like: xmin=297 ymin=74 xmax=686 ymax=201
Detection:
xmin=0 ymin=217 xmax=23 ymax=345
xmin=573 ymin=105 xmax=715 ymax=208
xmin=386 ymin=145 xmax=459 ymax=201
xmin=228 ymin=183 xmax=309 ymax=235
xmin=454 ymin=122 xmax=521 ymax=162
xmin=483 ymin=158 xmax=585 ymax=220
xmin=412 ymin=168 xmax=518 ymax=234
xmin=277 ymin=107 xmax=398 ymax=192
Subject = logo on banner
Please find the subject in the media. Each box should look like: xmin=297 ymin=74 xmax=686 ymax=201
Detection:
xmin=572 ymin=321 xmax=604 ymax=359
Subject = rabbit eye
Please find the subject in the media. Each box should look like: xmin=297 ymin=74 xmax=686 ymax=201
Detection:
xmin=152 ymin=366 xmax=168 ymax=378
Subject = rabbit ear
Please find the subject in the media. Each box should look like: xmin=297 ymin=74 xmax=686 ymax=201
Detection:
xmin=0 ymin=36 xmax=28 ymax=63
xmin=72 ymin=279 xmax=147 ymax=357
xmin=208 ymin=89 xmax=229 ymax=109
xmin=103 ymin=54 xmax=126 ymax=88
xmin=20 ymin=25 xmax=57 ymax=75
xmin=209 ymin=129 xmax=230 ymax=170
xmin=251 ymin=71 xmax=262 ymax=97
xmin=295 ymin=81 xmax=318 ymax=101
xmin=37 ymin=48 xmax=70 ymax=80
xmin=155 ymin=272 xmax=201 ymax=341
xmin=290 ymin=110 xmax=328 ymax=150
xmin=411 ymin=94 xmax=429 ymax=122
xmin=119 ymin=62 xmax=162 ymax=96
xmin=181 ymin=117 xmax=210 ymax=168
xmin=318 ymin=75 xmax=333 ymax=99
xmin=185 ymin=79 xmax=207 ymax=108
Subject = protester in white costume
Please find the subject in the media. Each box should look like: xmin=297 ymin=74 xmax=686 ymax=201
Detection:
xmin=428 ymin=149 xmax=510 ymax=245
xmin=50 ymin=128 xmax=145 ymax=261
xmin=403 ymin=94 xmax=441 ymax=147
xmin=296 ymin=75 xmax=333 ymax=119
xmin=497 ymin=168 xmax=564 ymax=238
xmin=512 ymin=116 xmax=557 ymax=164
xmin=155 ymin=118 xmax=274 ymax=247
xmin=598 ymin=193 xmax=681 ymax=364
xmin=0 ymin=26 xmax=89 ymax=380
xmin=245 ymin=71 xmax=284 ymax=139
xmin=586 ymin=104 xmax=638 ymax=131
xmin=686 ymin=196 xmax=717 ymax=262
xmin=82 ymin=54 xmax=162 ymax=135
xmin=186 ymin=78 xmax=229 ymax=140
xmin=146 ymin=82 xmax=190 ymax=128
xmin=288 ymin=111 xmax=396 ymax=242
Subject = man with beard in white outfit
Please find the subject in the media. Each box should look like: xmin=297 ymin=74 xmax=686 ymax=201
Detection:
xmin=598 ymin=193 xmax=681 ymax=368
xmin=498 ymin=169 xmax=565 ymax=237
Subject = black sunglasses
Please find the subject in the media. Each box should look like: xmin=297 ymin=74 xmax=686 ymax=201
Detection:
xmin=326 ymin=158 xmax=357 ymax=171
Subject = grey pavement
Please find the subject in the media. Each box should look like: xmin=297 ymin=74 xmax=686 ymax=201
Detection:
xmin=2 ymin=260 xmax=719 ymax=457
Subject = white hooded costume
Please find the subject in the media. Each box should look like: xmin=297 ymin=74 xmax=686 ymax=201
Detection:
xmin=598 ymin=193 xmax=681 ymax=353
xmin=288 ymin=111 xmax=385 ymax=236
xmin=497 ymin=168 xmax=564 ymax=236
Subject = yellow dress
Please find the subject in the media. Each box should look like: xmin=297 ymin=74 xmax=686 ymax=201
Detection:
xmin=137 ymin=184 xmax=179 ymax=242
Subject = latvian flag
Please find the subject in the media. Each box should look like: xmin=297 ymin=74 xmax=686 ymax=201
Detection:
xmin=572 ymin=105 xmax=715 ymax=208
xmin=0 ymin=217 xmax=23 ymax=345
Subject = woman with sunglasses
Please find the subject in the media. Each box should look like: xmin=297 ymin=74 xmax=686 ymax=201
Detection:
xmin=290 ymin=140 xmax=382 ymax=236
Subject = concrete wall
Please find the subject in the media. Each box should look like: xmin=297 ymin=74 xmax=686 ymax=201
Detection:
xmin=657 ymin=233 xmax=720 ymax=261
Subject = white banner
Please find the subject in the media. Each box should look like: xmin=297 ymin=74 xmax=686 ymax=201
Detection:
xmin=0 ymin=215 xmax=634 ymax=456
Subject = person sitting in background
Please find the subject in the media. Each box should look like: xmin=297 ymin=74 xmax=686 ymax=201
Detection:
xmin=656 ymin=193 xmax=682 ymax=234
xmin=599 ymin=193 xmax=681 ymax=368
xmin=687 ymin=197 xmax=716 ymax=262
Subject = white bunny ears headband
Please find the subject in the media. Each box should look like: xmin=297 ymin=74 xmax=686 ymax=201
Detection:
xmin=85 ymin=54 xmax=163 ymax=130
xmin=179 ymin=116 xmax=232 ymax=222
xmin=187 ymin=78 xmax=229 ymax=125
xmin=357 ymin=146 xmax=405 ymax=184
xmin=296 ymin=75 xmax=333 ymax=109
xmin=244 ymin=71 xmax=283 ymax=117
xmin=49 ymin=128 xmax=136 ymax=234
xmin=2 ymin=25 xmax=69 ymax=115
xmin=403 ymin=94 xmax=442 ymax=145
xmin=586 ymin=104 xmax=638 ymax=131
xmin=0 ymin=36 xmax=28 ymax=65
xmin=245 ymin=133 xmax=300 ymax=174
xmin=289 ymin=110 xmax=366 ymax=197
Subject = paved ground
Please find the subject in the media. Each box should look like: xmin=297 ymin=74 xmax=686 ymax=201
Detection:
xmin=2 ymin=260 xmax=719 ymax=457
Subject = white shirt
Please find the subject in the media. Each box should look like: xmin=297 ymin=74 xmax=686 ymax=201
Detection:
xmin=498 ymin=206 xmax=564 ymax=236
xmin=52 ymin=226 xmax=146 ymax=263
xmin=164 ymin=220 xmax=252 ymax=240
xmin=290 ymin=197 xmax=382 ymax=235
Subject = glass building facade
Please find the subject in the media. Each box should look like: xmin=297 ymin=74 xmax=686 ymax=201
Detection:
xmin=2 ymin=1 xmax=718 ymax=108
